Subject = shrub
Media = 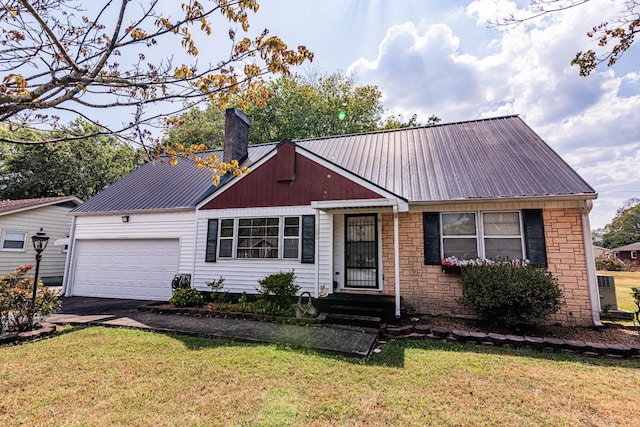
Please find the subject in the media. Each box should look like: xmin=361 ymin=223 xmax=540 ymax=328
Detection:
xmin=206 ymin=276 xmax=227 ymax=303
xmin=0 ymin=265 xmax=61 ymax=332
xmin=595 ymin=255 xmax=625 ymax=271
xmin=169 ymin=287 xmax=204 ymax=308
xmin=457 ymin=264 xmax=564 ymax=327
xmin=257 ymin=270 xmax=300 ymax=309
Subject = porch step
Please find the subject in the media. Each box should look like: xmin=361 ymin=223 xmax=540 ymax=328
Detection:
xmin=328 ymin=304 xmax=384 ymax=318
xmin=324 ymin=313 xmax=383 ymax=329
xmin=315 ymin=293 xmax=396 ymax=322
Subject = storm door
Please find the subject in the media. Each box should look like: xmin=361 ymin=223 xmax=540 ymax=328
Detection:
xmin=345 ymin=214 xmax=378 ymax=289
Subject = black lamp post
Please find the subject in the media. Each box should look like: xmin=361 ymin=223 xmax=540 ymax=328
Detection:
xmin=30 ymin=228 xmax=49 ymax=326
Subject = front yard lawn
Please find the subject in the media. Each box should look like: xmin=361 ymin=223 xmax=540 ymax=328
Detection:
xmin=1 ymin=326 xmax=639 ymax=426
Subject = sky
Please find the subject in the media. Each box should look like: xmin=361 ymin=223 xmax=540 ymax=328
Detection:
xmin=238 ymin=0 xmax=640 ymax=230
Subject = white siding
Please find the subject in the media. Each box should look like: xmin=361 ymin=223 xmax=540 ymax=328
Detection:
xmin=0 ymin=205 xmax=74 ymax=282
xmin=71 ymin=210 xmax=196 ymax=274
xmin=317 ymin=211 xmax=333 ymax=294
xmin=195 ymin=206 xmax=330 ymax=296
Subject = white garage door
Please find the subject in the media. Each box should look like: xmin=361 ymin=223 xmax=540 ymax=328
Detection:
xmin=71 ymin=239 xmax=180 ymax=300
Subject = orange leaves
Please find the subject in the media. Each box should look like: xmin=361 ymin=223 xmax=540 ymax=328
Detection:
xmin=128 ymin=27 xmax=147 ymax=40
xmin=2 ymin=74 xmax=29 ymax=95
xmin=174 ymin=65 xmax=195 ymax=79
xmin=164 ymin=142 xmax=249 ymax=186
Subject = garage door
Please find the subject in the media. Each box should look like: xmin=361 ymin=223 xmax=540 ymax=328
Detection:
xmin=71 ymin=239 xmax=180 ymax=300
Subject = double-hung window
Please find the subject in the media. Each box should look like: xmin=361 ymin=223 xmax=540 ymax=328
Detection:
xmin=215 ymin=216 xmax=301 ymax=260
xmin=2 ymin=231 xmax=27 ymax=251
xmin=441 ymin=211 xmax=524 ymax=261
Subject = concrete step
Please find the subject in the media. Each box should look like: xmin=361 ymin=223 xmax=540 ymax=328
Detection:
xmin=324 ymin=312 xmax=382 ymax=329
xmin=328 ymin=304 xmax=384 ymax=317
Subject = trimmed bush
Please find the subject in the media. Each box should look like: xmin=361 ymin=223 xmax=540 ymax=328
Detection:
xmin=457 ymin=264 xmax=563 ymax=327
xmin=169 ymin=287 xmax=204 ymax=308
xmin=257 ymin=270 xmax=300 ymax=309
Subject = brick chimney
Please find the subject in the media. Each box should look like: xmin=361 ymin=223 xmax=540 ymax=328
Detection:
xmin=223 ymin=108 xmax=250 ymax=164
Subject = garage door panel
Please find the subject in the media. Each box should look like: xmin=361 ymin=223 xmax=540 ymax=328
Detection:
xmin=71 ymin=239 xmax=179 ymax=300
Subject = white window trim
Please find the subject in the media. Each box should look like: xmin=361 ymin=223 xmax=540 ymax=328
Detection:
xmin=631 ymin=251 xmax=637 ymax=259
xmin=218 ymin=216 xmax=302 ymax=260
xmin=441 ymin=211 xmax=525 ymax=260
xmin=1 ymin=230 xmax=28 ymax=252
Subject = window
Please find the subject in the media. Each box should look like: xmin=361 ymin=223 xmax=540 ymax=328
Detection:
xmin=2 ymin=231 xmax=27 ymax=251
xmin=440 ymin=211 xmax=524 ymax=261
xmin=218 ymin=219 xmax=234 ymax=258
xmin=632 ymin=251 xmax=637 ymax=260
xmin=237 ymin=217 xmax=280 ymax=259
xmin=205 ymin=215 xmax=314 ymax=263
xmin=283 ymin=217 xmax=300 ymax=258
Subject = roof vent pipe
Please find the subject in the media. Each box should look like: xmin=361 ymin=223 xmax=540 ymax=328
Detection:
xmin=223 ymin=108 xmax=250 ymax=164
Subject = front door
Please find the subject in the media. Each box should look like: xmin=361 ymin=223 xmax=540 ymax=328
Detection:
xmin=345 ymin=214 xmax=378 ymax=289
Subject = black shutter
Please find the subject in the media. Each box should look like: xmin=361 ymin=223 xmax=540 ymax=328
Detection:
xmin=301 ymin=215 xmax=315 ymax=264
xmin=423 ymin=212 xmax=441 ymax=265
xmin=522 ymin=209 xmax=547 ymax=267
xmin=205 ymin=219 xmax=218 ymax=262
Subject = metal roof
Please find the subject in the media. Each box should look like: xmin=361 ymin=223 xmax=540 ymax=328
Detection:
xmin=0 ymin=196 xmax=82 ymax=216
xmin=73 ymin=115 xmax=595 ymax=214
xmin=297 ymin=115 xmax=595 ymax=201
xmin=72 ymin=145 xmax=275 ymax=214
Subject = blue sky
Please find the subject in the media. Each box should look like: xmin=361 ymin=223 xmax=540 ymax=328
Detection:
xmin=241 ymin=0 xmax=640 ymax=230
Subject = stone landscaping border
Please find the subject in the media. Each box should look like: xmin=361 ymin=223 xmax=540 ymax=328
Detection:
xmin=0 ymin=323 xmax=57 ymax=346
xmin=139 ymin=302 xmax=326 ymax=326
xmin=383 ymin=324 xmax=640 ymax=359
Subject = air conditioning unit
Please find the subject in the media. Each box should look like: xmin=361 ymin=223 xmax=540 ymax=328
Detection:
xmin=171 ymin=274 xmax=191 ymax=290
xmin=597 ymin=274 xmax=618 ymax=311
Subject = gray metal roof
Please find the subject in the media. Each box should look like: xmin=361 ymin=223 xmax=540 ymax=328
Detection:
xmin=72 ymin=145 xmax=275 ymax=214
xmin=73 ymin=115 xmax=595 ymax=214
xmin=297 ymin=115 xmax=595 ymax=201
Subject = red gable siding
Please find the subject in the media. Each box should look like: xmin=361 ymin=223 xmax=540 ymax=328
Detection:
xmin=201 ymin=143 xmax=384 ymax=210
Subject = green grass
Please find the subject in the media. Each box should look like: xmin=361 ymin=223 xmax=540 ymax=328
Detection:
xmin=597 ymin=270 xmax=640 ymax=313
xmin=1 ymin=326 xmax=639 ymax=426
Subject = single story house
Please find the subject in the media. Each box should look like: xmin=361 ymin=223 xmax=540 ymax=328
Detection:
xmin=611 ymin=242 xmax=640 ymax=265
xmin=593 ymin=245 xmax=613 ymax=260
xmin=63 ymin=109 xmax=601 ymax=326
xmin=1 ymin=196 xmax=82 ymax=284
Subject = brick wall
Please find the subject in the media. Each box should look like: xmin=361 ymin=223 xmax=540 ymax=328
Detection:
xmin=378 ymin=206 xmax=594 ymax=326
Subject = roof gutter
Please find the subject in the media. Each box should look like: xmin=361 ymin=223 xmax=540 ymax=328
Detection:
xmin=582 ymin=199 xmax=603 ymax=327
xmin=409 ymin=193 xmax=598 ymax=207
xmin=69 ymin=206 xmax=195 ymax=217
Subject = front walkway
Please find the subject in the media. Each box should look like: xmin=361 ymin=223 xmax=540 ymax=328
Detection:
xmin=48 ymin=297 xmax=378 ymax=358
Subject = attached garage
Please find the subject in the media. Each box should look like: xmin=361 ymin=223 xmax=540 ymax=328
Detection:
xmin=69 ymin=239 xmax=179 ymax=300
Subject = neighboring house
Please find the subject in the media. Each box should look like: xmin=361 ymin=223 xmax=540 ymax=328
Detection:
xmin=611 ymin=242 xmax=640 ymax=265
xmin=0 ymin=196 xmax=82 ymax=284
xmin=593 ymin=245 xmax=613 ymax=260
xmin=63 ymin=109 xmax=601 ymax=326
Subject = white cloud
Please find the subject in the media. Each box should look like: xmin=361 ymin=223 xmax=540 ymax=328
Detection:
xmin=347 ymin=0 xmax=640 ymax=228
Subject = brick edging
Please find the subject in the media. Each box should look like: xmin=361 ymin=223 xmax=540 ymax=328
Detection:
xmin=139 ymin=303 xmax=326 ymax=326
xmin=384 ymin=324 xmax=640 ymax=359
xmin=0 ymin=323 xmax=57 ymax=346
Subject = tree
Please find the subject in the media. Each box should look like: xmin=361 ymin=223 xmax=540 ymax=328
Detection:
xmin=494 ymin=0 xmax=639 ymax=76
xmin=596 ymin=198 xmax=640 ymax=248
xmin=164 ymin=71 xmax=432 ymax=146
xmin=0 ymin=0 xmax=313 ymax=178
xmin=244 ymin=71 xmax=386 ymax=142
xmin=0 ymin=119 xmax=141 ymax=200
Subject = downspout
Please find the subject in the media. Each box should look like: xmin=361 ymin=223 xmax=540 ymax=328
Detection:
xmin=393 ymin=205 xmax=401 ymax=318
xmin=582 ymin=200 xmax=602 ymax=327
xmin=61 ymin=215 xmax=77 ymax=296
xmin=315 ymin=212 xmax=320 ymax=298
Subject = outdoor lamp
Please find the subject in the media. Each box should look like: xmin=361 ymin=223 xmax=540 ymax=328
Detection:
xmin=30 ymin=228 xmax=49 ymax=325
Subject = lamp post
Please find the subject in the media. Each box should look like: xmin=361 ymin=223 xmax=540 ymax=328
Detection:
xmin=30 ymin=228 xmax=49 ymax=327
